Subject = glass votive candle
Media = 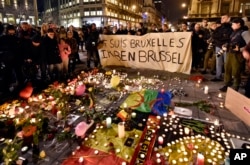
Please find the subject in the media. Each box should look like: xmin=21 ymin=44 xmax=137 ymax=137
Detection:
xmin=131 ymin=112 xmax=136 ymax=118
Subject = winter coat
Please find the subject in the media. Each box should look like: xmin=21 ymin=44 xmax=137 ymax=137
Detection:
xmin=212 ymin=23 xmax=233 ymax=48
xmin=41 ymin=35 xmax=62 ymax=65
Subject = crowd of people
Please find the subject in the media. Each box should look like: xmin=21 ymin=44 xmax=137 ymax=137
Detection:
xmin=0 ymin=14 xmax=250 ymax=99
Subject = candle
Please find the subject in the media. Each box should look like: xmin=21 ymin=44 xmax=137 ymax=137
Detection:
xmin=138 ymin=85 xmax=142 ymax=91
xmin=196 ymin=153 xmax=205 ymax=165
xmin=113 ymin=69 xmax=116 ymax=74
xmin=204 ymin=86 xmax=209 ymax=94
xmin=57 ymin=111 xmax=62 ymax=120
xmin=184 ymin=127 xmax=190 ymax=135
xmin=123 ymin=103 xmax=127 ymax=109
xmin=214 ymin=119 xmax=219 ymax=126
xmin=218 ymin=93 xmax=222 ymax=98
xmin=158 ymin=136 xmax=164 ymax=145
xmin=131 ymin=112 xmax=136 ymax=118
xmin=78 ymin=156 xmax=84 ymax=163
xmin=125 ymin=85 xmax=129 ymax=91
xmin=219 ymin=102 xmax=224 ymax=108
xmin=106 ymin=117 xmax=112 ymax=128
xmin=118 ymin=122 xmax=125 ymax=138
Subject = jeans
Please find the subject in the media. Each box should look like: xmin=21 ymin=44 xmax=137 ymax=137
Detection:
xmin=215 ymin=46 xmax=227 ymax=79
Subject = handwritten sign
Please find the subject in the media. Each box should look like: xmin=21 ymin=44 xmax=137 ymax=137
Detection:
xmin=99 ymin=32 xmax=192 ymax=74
xmin=225 ymin=87 xmax=250 ymax=126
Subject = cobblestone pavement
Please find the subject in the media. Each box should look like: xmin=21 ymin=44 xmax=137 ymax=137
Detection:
xmin=76 ymin=51 xmax=250 ymax=139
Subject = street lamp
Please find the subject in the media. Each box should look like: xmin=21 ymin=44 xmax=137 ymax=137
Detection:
xmin=181 ymin=3 xmax=187 ymax=8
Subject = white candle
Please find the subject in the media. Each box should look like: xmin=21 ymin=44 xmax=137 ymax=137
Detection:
xmin=57 ymin=111 xmax=62 ymax=120
xmin=184 ymin=127 xmax=190 ymax=135
xmin=196 ymin=153 xmax=205 ymax=165
xmin=158 ymin=136 xmax=164 ymax=145
xmin=118 ymin=122 xmax=125 ymax=138
xmin=123 ymin=103 xmax=127 ymax=109
xmin=204 ymin=86 xmax=209 ymax=94
xmin=78 ymin=156 xmax=84 ymax=163
xmin=131 ymin=112 xmax=136 ymax=118
xmin=106 ymin=117 xmax=112 ymax=128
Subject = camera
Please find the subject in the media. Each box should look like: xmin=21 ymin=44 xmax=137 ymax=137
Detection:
xmin=208 ymin=42 xmax=213 ymax=50
xmin=216 ymin=49 xmax=225 ymax=57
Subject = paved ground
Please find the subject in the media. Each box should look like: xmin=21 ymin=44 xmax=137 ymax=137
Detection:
xmin=77 ymin=51 xmax=250 ymax=139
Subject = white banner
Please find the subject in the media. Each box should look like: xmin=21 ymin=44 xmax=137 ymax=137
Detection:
xmin=99 ymin=32 xmax=192 ymax=74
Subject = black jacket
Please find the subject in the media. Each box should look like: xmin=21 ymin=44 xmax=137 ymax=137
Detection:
xmin=0 ymin=34 xmax=20 ymax=65
xmin=41 ymin=35 xmax=61 ymax=65
xmin=212 ymin=23 xmax=233 ymax=48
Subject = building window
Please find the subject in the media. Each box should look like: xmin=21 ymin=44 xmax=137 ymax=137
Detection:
xmin=90 ymin=11 xmax=96 ymax=16
xmin=201 ymin=4 xmax=209 ymax=14
xmin=84 ymin=11 xmax=90 ymax=16
xmin=221 ymin=3 xmax=229 ymax=15
xmin=97 ymin=10 xmax=102 ymax=15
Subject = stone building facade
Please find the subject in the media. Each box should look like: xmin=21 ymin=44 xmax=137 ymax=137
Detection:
xmin=0 ymin=0 xmax=38 ymax=25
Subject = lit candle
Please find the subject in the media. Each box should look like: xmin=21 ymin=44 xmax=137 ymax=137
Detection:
xmin=118 ymin=122 xmax=125 ymax=138
xmin=123 ymin=103 xmax=127 ymax=109
xmin=214 ymin=119 xmax=219 ymax=127
xmin=106 ymin=117 xmax=112 ymax=128
xmin=78 ymin=156 xmax=84 ymax=163
xmin=204 ymin=86 xmax=209 ymax=94
xmin=196 ymin=153 xmax=205 ymax=165
xmin=218 ymin=93 xmax=222 ymax=98
xmin=125 ymin=85 xmax=129 ymax=91
xmin=158 ymin=136 xmax=164 ymax=145
xmin=131 ymin=112 xmax=136 ymax=118
xmin=184 ymin=127 xmax=190 ymax=135
xmin=113 ymin=69 xmax=116 ymax=74
xmin=219 ymin=102 xmax=224 ymax=108
xmin=57 ymin=111 xmax=62 ymax=120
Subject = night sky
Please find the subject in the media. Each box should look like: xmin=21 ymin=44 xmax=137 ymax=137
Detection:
xmin=164 ymin=0 xmax=188 ymax=22
xmin=36 ymin=0 xmax=186 ymax=22
xmin=37 ymin=1 xmax=44 ymax=12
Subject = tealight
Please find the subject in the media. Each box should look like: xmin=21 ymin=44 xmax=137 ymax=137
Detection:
xmin=116 ymin=149 xmax=121 ymax=153
xmin=78 ymin=157 xmax=84 ymax=163
xmin=156 ymin=158 xmax=161 ymax=163
xmin=94 ymin=150 xmax=99 ymax=155
xmin=172 ymin=160 xmax=177 ymax=164
xmin=140 ymin=154 xmax=145 ymax=158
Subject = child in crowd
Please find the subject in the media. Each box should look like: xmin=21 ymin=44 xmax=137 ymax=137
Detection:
xmin=58 ymin=38 xmax=71 ymax=78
